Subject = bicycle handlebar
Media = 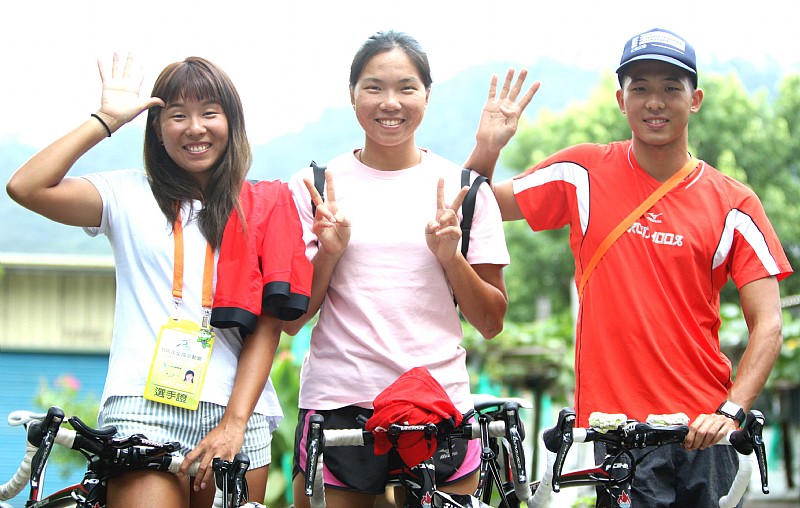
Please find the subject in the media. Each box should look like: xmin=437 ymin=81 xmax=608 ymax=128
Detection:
xmin=304 ymin=411 xmax=519 ymax=508
xmin=531 ymin=408 xmax=768 ymax=508
xmin=0 ymin=408 xmax=252 ymax=508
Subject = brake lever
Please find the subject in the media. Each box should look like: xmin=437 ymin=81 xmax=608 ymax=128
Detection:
xmin=28 ymin=406 xmax=65 ymax=500
xmin=503 ymin=401 xmax=527 ymax=484
xmin=305 ymin=413 xmax=325 ymax=497
xmin=542 ymin=407 xmax=575 ymax=493
xmin=231 ymin=452 xmax=250 ymax=505
xmin=748 ymin=410 xmax=769 ymax=495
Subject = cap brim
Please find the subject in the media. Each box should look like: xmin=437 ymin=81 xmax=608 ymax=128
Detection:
xmin=616 ymin=54 xmax=696 ymax=77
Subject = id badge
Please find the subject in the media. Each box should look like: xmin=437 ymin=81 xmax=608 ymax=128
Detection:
xmin=144 ymin=319 xmax=214 ymax=410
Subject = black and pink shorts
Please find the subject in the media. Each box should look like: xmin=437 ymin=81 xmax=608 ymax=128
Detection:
xmin=292 ymin=406 xmax=480 ymax=494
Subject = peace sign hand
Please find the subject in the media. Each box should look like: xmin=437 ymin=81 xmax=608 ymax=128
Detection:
xmin=95 ymin=52 xmax=165 ymax=134
xmin=304 ymin=170 xmax=351 ymax=257
xmin=475 ymin=68 xmax=540 ymax=154
xmin=426 ymin=178 xmax=469 ymax=263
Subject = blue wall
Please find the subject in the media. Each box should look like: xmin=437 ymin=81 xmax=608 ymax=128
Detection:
xmin=0 ymin=352 xmax=108 ymax=507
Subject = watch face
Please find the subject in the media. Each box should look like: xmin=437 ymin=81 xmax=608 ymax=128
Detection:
xmin=718 ymin=401 xmax=745 ymax=424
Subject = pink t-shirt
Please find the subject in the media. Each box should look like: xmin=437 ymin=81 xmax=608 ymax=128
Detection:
xmin=289 ymin=150 xmax=510 ymax=413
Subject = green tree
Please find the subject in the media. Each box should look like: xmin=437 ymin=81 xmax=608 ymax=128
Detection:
xmin=499 ymin=73 xmax=800 ymax=318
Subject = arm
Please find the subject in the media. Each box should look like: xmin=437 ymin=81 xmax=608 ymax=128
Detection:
xmin=6 ymin=53 xmax=163 ymax=227
xmin=684 ymin=276 xmax=783 ymax=450
xmin=181 ymin=313 xmax=284 ymax=489
xmin=426 ymin=179 xmax=508 ymax=338
xmin=283 ymin=171 xmax=350 ymax=336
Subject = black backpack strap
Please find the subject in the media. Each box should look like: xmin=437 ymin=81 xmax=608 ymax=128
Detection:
xmin=310 ymin=161 xmax=327 ymax=216
xmin=460 ymin=168 xmax=489 ymax=259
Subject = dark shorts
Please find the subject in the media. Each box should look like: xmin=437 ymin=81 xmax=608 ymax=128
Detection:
xmin=292 ymin=406 xmax=480 ymax=495
xmin=593 ymin=441 xmax=742 ymax=508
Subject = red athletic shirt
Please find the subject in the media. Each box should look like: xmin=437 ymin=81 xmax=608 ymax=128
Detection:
xmin=212 ymin=180 xmax=312 ymax=334
xmin=513 ymin=140 xmax=792 ymax=425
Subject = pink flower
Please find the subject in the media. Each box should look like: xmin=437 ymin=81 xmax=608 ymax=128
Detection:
xmin=55 ymin=374 xmax=81 ymax=391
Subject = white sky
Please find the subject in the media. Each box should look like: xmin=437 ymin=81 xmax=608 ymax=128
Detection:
xmin=3 ymin=0 xmax=799 ymax=148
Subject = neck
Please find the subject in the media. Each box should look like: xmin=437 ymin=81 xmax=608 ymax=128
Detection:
xmin=359 ymin=140 xmax=422 ymax=171
xmin=630 ymin=137 xmax=692 ymax=183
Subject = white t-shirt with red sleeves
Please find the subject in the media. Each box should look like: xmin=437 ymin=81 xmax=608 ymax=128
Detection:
xmin=83 ymin=169 xmax=283 ymax=430
xmin=289 ymin=150 xmax=510 ymax=414
xmin=513 ymin=140 xmax=792 ymax=426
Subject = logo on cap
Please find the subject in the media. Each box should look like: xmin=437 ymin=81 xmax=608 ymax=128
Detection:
xmin=631 ymin=31 xmax=687 ymax=55
xmin=616 ymin=28 xmax=697 ymax=87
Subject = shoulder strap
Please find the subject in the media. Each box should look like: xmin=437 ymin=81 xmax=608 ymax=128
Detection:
xmin=577 ymin=157 xmax=700 ymax=299
xmin=460 ymin=168 xmax=489 ymax=259
xmin=310 ymin=161 xmax=327 ymax=216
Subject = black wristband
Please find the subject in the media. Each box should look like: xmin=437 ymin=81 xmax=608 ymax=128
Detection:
xmin=91 ymin=113 xmax=112 ymax=137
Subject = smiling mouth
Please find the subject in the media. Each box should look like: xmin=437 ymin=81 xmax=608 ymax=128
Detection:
xmin=376 ymin=119 xmax=404 ymax=127
xmin=185 ymin=143 xmax=211 ymax=153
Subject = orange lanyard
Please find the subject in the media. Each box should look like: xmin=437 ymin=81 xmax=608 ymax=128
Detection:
xmin=578 ymin=157 xmax=700 ymax=299
xmin=172 ymin=208 xmax=214 ymax=325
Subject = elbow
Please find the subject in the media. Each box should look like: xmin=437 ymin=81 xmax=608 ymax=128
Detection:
xmin=480 ymin=319 xmax=504 ymax=340
xmin=478 ymin=305 xmax=507 ymax=340
xmin=6 ymin=178 xmax=24 ymax=205
xmin=283 ymin=315 xmax=312 ymax=337
xmin=283 ymin=320 xmax=302 ymax=337
xmin=479 ymin=295 xmax=508 ymax=340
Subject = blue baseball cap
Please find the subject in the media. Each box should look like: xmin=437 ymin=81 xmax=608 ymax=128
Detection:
xmin=616 ymin=28 xmax=697 ymax=87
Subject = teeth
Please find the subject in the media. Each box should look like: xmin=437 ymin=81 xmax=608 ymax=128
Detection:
xmin=186 ymin=144 xmax=210 ymax=153
xmin=378 ymin=119 xmax=403 ymax=126
xmin=647 ymin=119 xmax=667 ymax=124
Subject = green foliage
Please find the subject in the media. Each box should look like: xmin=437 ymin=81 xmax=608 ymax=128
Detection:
xmin=463 ymin=314 xmax=575 ymax=404
xmin=266 ymin=332 xmax=304 ymax=508
xmin=499 ymin=72 xmax=800 ymax=318
xmin=691 ymin=74 xmax=800 ymax=300
xmin=571 ymin=494 xmax=597 ymax=508
xmin=719 ymin=303 xmax=800 ymax=389
xmin=33 ymin=374 xmax=100 ymax=478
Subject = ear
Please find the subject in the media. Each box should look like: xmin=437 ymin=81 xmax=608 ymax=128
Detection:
xmin=616 ymin=89 xmax=625 ymax=114
xmin=350 ymin=87 xmax=356 ymax=110
xmin=425 ymin=87 xmax=431 ymax=106
xmin=690 ymin=88 xmax=703 ymax=114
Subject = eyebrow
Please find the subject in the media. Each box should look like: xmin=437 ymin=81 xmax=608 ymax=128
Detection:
xmin=361 ymin=76 xmax=421 ymax=85
xmin=165 ymin=99 xmax=220 ymax=109
xmin=629 ymin=75 xmax=684 ymax=84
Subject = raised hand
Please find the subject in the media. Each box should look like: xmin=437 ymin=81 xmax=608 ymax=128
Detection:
xmin=95 ymin=52 xmax=165 ymax=133
xmin=426 ymin=178 xmax=469 ymax=263
xmin=475 ymin=68 xmax=540 ymax=154
xmin=304 ymin=170 xmax=351 ymax=257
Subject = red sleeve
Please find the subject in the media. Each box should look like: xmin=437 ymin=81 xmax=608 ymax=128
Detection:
xmin=258 ymin=181 xmax=312 ymax=321
xmin=212 ymin=181 xmax=313 ymax=335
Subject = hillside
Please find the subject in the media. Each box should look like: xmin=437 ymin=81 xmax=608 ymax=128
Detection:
xmin=0 ymin=57 xmax=792 ymax=256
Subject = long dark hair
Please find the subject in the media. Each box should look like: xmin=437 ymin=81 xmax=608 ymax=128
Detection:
xmin=349 ymin=30 xmax=433 ymax=90
xmin=143 ymin=57 xmax=250 ymax=249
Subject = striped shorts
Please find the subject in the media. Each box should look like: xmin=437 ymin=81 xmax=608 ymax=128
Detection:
xmin=99 ymin=396 xmax=272 ymax=469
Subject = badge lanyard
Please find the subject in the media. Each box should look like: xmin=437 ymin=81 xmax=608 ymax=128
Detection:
xmin=144 ymin=207 xmax=215 ymax=410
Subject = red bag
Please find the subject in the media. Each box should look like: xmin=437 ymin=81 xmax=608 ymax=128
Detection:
xmin=365 ymin=367 xmax=463 ymax=467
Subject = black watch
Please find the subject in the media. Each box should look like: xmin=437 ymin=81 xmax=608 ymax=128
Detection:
xmin=716 ymin=400 xmax=746 ymax=427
